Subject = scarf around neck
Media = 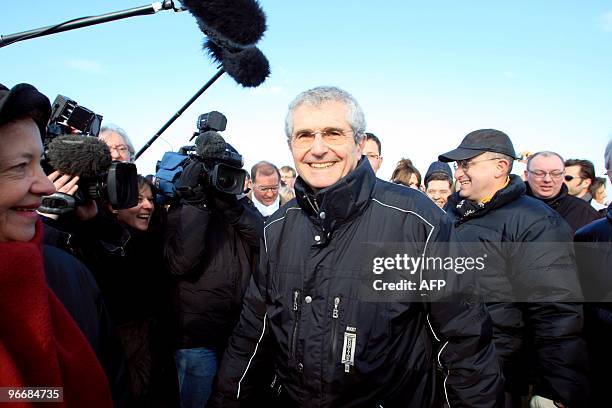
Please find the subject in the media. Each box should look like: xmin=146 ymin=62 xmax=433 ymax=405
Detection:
xmin=0 ymin=220 xmax=112 ymax=407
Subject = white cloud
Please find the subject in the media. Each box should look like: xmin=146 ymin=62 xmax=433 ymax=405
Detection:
xmin=65 ymin=58 xmax=106 ymax=75
xmin=601 ymin=11 xmax=612 ymax=32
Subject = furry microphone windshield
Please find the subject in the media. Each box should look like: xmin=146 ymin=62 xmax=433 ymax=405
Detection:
xmin=205 ymin=39 xmax=270 ymax=87
xmin=181 ymin=0 xmax=267 ymax=50
xmin=46 ymin=135 xmax=112 ymax=178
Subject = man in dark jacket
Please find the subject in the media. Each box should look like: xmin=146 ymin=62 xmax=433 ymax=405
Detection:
xmin=440 ymin=129 xmax=588 ymax=407
xmin=209 ymin=86 xmax=503 ymax=407
xmin=574 ymin=139 xmax=612 ymax=407
xmin=164 ymin=145 xmax=264 ymax=408
xmin=524 ymin=151 xmax=601 ymax=232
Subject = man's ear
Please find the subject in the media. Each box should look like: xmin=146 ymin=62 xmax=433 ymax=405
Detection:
xmin=357 ymin=134 xmax=366 ymax=151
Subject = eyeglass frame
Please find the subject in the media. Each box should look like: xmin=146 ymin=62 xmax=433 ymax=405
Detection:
xmin=107 ymin=144 xmax=129 ymax=153
xmin=526 ymin=169 xmax=565 ymax=179
xmin=452 ymin=157 xmax=502 ymax=172
xmin=252 ymin=183 xmax=280 ymax=193
xmin=290 ymin=128 xmax=355 ymax=149
xmin=365 ymin=153 xmax=381 ymax=160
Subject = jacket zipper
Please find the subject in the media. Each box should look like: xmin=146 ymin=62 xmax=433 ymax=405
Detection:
xmin=290 ymin=289 xmax=301 ymax=358
xmin=329 ymin=296 xmax=341 ymax=367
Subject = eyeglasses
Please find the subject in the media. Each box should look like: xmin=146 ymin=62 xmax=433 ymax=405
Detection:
xmin=527 ymin=169 xmax=564 ymax=179
xmin=564 ymin=175 xmax=582 ymax=182
xmin=108 ymin=144 xmax=129 ymax=153
xmin=365 ymin=153 xmax=381 ymax=160
xmin=453 ymin=157 xmax=500 ymax=171
xmin=291 ymin=129 xmax=353 ymax=149
xmin=253 ymin=184 xmax=279 ymax=193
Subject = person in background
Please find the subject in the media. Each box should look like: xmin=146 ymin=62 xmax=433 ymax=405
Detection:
xmin=524 ymin=151 xmax=601 ymax=232
xmin=574 ymin=139 xmax=612 ymax=407
xmin=423 ymin=160 xmax=454 ymax=208
xmin=280 ymin=165 xmax=297 ymax=189
xmin=99 ymin=124 xmax=135 ymax=163
xmin=564 ymin=158 xmax=596 ymax=202
xmin=390 ymin=157 xmax=421 ymax=189
xmin=589 ymin=176 xmax=608 ymax=211
xmin=440 ymin=129 xmax=587 ymax=407
xmin=249 ymin=161 xmax=282 ymax=218
xmin=362 ymin=132 xmax=383 ymax=174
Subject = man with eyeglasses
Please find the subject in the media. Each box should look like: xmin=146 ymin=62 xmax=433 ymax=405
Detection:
xmin=98 ymin=124 xmax=135 ymax=163
xmin=524 ymin=151 xmax=601 ymax=232
xmin=362 ymin=132 xmax=383 ymax=174
xmin=439 ymin=129 xmax=587 ymax=408
xmin=249 ymin=161 xmax=283 ymax=218
xmin=209 ymin=87 xmax=503 ymax=407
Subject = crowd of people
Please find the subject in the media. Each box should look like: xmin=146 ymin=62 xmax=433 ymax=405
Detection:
xmin=0 ymin=81 xmax=611 ymax=408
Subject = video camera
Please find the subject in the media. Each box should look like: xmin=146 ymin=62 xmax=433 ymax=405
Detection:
xmin=154 ymin=111 xmax=247 ymax=204
xmin=39 ymin=95 xmax=138 ymax=214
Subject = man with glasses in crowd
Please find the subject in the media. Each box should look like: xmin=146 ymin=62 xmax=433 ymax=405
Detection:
xmin=98 ymin=124 xmax=135 ymax=163
xmin=439 ymin=129 xmax=587 ymax=407
xmin=362 ymin=132 xmax=383 ymax=174
xmin=280 ymin=165 xmax=297 ymax=189
xmin=524 ymin=151 xmax=601 ymax=232
xmin=210 ymin=86 xmax=503 ymax=407
xmin=249 ymin=161 xmax=284 ymax=219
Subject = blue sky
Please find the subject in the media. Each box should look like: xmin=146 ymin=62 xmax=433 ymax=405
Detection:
xmin=2 ymin=1 xmax=611 ymax=193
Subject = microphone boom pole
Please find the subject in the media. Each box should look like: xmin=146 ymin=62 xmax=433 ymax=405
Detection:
xmin=134 ymin=67 xmax=225 ymax=160
xmin=0 ymin=0 xmax=182 ymax=48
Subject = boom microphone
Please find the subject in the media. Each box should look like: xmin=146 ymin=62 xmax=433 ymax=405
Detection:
xmin=46 ymin=135 xmax=112 ymax=178
xmin=205 ymin=40 xmax=270 ymax=87
xmin=181 ymin=0 xmax=266 ymax=49
xmin=195 ymin=130 xmax=227 ymax=159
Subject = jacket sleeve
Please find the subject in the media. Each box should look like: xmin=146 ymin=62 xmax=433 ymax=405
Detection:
xmin=164 ymin=203 xmax=212 ymax=276
xmin=208 ymin=244 xmax=273 ymax=407
xmin=425 ymin=215 xmax=505 ymax=408
xmin=513 ymin=214 xmax=588 ymax=406
xmin=225 ymin=198 xmax=264 ymax=248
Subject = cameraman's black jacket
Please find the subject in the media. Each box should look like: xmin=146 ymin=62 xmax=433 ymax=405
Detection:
xmin=164 ymin=196 xmax=264 ymax=350
xmin=445 ymin=175 xmax=588 ymax=406
xmin=210 ymin=159 xmax=503 ymax=408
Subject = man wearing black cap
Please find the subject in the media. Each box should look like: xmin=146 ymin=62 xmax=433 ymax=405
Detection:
xmin=423 ymin=161 xmax=454 ymax=208
xmin=439 ymin=129 xmax=588 ymax=407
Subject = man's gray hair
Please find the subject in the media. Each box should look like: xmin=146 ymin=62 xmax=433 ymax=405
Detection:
xmin=284 ymin=86 xmax=366 ymax=144
xmin=605 ymin=139 xmax=612 ymax=171
xmin=99 ymin=124 xmax=135 ymax=162
xmin=526 ymin=151 xmax=565 ymax=171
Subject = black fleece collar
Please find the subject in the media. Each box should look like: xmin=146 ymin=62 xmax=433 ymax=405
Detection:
xmin=294 ymin=157 xmax=376 ymax=233
xmin=447 ymin=174 xmax=526 ymax=224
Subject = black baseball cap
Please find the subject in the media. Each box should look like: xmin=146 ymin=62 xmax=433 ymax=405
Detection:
xmin=438 ymin=129 xmax=517 ymax=162
xmin=0 ymin=83 xmax=51 ymax=136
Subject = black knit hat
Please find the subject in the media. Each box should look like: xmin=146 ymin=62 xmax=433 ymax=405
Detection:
xmin=0 ymin=83 xmax=51 ymax=136
xmin=438 ymin=129 xmax=517 ymax=162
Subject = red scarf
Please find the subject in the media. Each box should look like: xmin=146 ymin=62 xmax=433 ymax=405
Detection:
xmin=0 ymin=220 xmax=112 ymax=407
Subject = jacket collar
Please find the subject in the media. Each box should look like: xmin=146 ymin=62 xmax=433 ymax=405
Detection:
xmin=524 ymin=181 xmax=568 ymax=209
xmin=447 ymin=174 xmax=526 ymax=223
xmin=294 ymin=157 xmax=376 ymax=233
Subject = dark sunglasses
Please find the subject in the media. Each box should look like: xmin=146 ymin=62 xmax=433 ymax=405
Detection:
xmin=564 ymin=175 xmax=580 ymax=182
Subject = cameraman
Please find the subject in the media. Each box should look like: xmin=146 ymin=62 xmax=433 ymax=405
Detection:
xmin=164 ymin=143 xmax=264 ymax=408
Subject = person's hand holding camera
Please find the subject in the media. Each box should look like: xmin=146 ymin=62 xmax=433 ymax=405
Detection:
xmin=176 ymin=161 xmax=208 ymax=207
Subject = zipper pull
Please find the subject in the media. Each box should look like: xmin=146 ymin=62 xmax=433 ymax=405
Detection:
xmin=332 ymin=297 xmax=340 ymax=319
xmin=342 ymin=326 xmax=357 ymax=373
xmin=293 ymin=289 xmax=300 ymax=311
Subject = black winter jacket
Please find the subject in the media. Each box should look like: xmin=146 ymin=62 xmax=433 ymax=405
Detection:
xmin=43 ymin=243 xmax=130 ymax=407
xmin=574 ymin=204 xmax=612 ymax=407
xmin=446 ymin=175 xmax=588 ymax=406
xmin=210 ymin=159 xmax=503 ymax=408
xmin=525 ymin=182 xmax=602 ymax=232
xmin=164 ymin=196 xmax=264 ymax=350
